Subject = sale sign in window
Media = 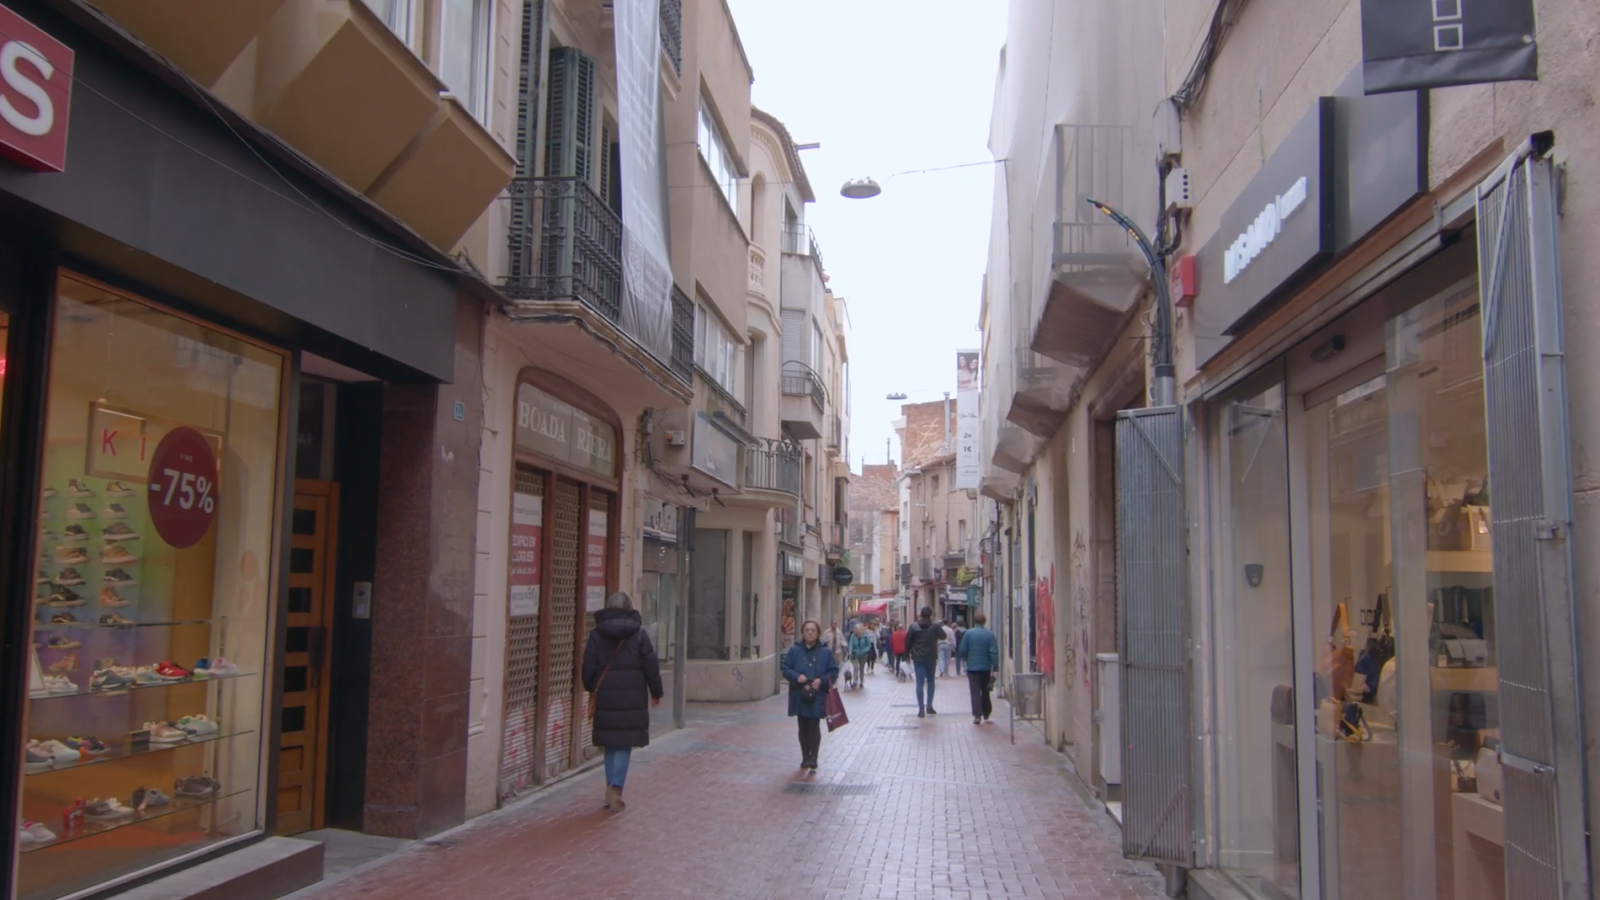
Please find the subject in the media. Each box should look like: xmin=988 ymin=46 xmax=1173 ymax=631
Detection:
xmin=510 ymin=492 xmax=543 ymax=618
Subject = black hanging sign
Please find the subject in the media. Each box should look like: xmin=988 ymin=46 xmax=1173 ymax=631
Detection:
xmin=1361 ymin=0 xmax=1537 ymax=94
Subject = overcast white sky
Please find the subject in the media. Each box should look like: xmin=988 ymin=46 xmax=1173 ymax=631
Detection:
xmin=725 ymin=0 xmax=1008 ymax=473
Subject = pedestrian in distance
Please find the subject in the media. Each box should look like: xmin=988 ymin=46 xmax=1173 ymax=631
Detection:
xmin=865 ymin=624 xmax=878 ymax=673
xmin=783 ymin=620 xmax=839 ymax=771
xmin=890 ymin=622 xmax=909 ymax=680
xmin=848 ymin=623 xmax=876 ymax=689
xmin=582 ymin=591 xmax=664 ymax=812
xmin=823 ymin=620 xmax=845 ymax=658
xmin=937 ymin=622 xmax=955 ymax=677
xmin=907 ymin=608 xmax=948 ymax=717
xmin=957 ymin=611 xmax=1000 ymax=724
xmin=952 ymin=622 xmax=966 ymax=676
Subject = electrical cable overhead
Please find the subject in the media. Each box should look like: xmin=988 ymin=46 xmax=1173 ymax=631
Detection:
xmin=1170 ymin=0 xmax=1249 ymax=112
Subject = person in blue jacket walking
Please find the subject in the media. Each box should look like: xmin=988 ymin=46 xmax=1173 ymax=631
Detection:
xmin=783 ymin=620 xmax=839 ymax=771
xmin=956 ymin=612 xmax=1001 ymax=724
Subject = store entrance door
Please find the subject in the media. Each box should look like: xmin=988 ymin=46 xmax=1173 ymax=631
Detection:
xmin=277 ymin=480 xmax=339 ymax=835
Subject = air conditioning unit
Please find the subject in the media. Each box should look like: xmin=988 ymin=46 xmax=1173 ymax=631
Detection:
xmin=648 ymin=409 xmax=691 ymax=470
xmin=663 ymin=429 xmax=687 ymax=447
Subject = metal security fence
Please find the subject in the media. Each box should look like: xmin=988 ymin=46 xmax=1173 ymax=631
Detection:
xmin=1115 ymin=406 xmax=1191 ymax=866
xmin=1475 ymin=136 xmax=1586 ymax=900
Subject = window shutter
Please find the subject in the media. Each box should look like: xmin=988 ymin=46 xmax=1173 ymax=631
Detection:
xmin=781 ymin=309 xmax=806 ymax=367
xmin=1115 ymin=406 xmax=1192 ymax=866
xmin=1474 ymin=136 xmax=1587 ymax=899
xmin=544 ymin=47 xmax=595 ymax=181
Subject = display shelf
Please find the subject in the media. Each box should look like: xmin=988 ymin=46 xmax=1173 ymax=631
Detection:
xmin=1430 ymin=665 xmax=1498 ymax=692
xmin=24 ymin=729 xmax=254 ymax=777
xmin=33 ymin=618 xmax=211 ymax=632
xmin=1426 ymin=550 xmax=1493 ymax=573
xmin=29 ymin=671 xmax=256 ymax=700
xmin=19 ymin=788 xmax=250 ymax=854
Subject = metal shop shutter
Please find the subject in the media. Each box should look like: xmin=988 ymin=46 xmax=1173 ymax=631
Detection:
xmin=544 ymin=478 xmax=584 ymax=780
xmin=1474 ymin=135 xmax=1587 ymax=899
xmin=1115 ymin=406 xmax=1192 ymax=866
xmin=500 ymin=465 xmax=546 ymax=800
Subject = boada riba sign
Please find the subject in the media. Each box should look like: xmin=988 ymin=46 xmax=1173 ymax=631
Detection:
xmin=514 ymin=383 xmax=617 ymax=479
xmin=1195 ymin=99 xmax=1335 ymax=349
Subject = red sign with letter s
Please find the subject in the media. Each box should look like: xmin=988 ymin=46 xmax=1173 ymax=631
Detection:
xmin=0 ymin=4 xmax=71 ymax=172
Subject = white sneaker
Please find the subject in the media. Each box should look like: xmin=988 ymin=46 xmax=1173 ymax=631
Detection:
xmin=178 ymin=715 xmax=219 ymax=736
xmin=42 ymin=675 xmax=78 ymax=694
xmin=143 ymin=722 xmax=188 ymax=744
xmin=36 ymin=740 xmax=80 ymax=764
xmin=18 ymin=821 xmax=56 ymax=845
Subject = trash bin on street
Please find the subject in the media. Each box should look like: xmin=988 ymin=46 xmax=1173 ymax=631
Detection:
xmin=1010 ymin=672 xmax=1044 ymax=745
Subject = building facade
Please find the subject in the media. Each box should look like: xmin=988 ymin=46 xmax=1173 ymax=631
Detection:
xmin=896 ymin=401 xmax=976 ymax=623
xmin=847 ymin=462 xmax=900 ymax=609
xmin=980 ymin=1 xmax=1600 ymax=899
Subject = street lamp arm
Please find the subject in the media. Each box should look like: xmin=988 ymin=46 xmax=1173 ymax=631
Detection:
xmin=1085 ymin=197 xmax=1175 ymax=406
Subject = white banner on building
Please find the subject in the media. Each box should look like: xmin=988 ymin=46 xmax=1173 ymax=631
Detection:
xmin=615 ymin=0 xmax=674 ymax=362
xmin=956 ymin=350 xmax=980 ymax=489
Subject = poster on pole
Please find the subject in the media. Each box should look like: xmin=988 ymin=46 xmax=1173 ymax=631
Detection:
xmin=955 ymin=350 xmax=980 ymax=490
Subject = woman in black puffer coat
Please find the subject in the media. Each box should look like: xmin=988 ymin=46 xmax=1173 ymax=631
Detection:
xmin=582 ymin=592 xmax=664 ymax=811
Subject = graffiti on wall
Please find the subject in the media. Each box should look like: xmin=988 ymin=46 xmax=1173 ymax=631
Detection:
xmin=1073 ymin=530 xmax=1092 ymax=691
xmin=1036 ymin=563 xmax=1056 ymax=675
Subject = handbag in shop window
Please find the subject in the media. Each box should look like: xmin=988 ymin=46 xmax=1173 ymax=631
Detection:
xmin=1323 ymin=602 xmax=1355 ymax=701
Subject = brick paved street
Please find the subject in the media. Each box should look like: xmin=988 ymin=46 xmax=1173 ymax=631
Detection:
xmin=298 ymin=668 xmax=1166 ymax=900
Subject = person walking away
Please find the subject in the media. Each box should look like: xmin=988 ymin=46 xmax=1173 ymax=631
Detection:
xmin=582 ymin=592 xmax=664 ymax=811
xmin=848 ymin=623 xmax=875 ymax=688
xmin=822 ymin=620 xmax=845 ymax=658
xmin=906 ymin=608 xmax=947 ymax=717
xmin=957 ymin=612 xmax=1000 ymax=724
xmin=878 ymin=623 xmax=891 ymax=672
xmin=952 ymin=623 xmax=966 ymax=675
xmin=937 ymin=623 xmax=955 ymax=677
xmin=783 ymin=620 xmax=839 ymax=771
xmin=865 ymin=623 xmax=878 ymax=673
xmin=890 ymin=622 xmax=909 ymax=679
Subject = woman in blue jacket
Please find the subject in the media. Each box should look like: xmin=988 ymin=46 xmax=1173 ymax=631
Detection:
xmin=783 ymin=620 xmax=839 ymax=771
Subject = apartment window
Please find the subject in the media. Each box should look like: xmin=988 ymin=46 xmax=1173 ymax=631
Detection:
xmin=694 ymin=303 xmax=742 ymax=400
xmin=362 ymin=0 xmax=413 ymax=42
xmin=959 ymin=519 xmax=968 ymax=549
xmin=932 ymin=474 xmax=940 ymax=493
xmin=811 ymin=322 xmax=822 ymax=372
xmin=440 ymin=0 xmax=490 ymax=120
xmin=697 ymin=98 xmax=738 ymax=209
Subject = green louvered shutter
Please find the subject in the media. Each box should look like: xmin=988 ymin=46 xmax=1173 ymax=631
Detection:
xmin=544 ymin=47 xmax=595 ymax=181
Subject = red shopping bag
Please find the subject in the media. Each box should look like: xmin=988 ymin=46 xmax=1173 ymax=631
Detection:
xmin=824 ymin=687 xmax=849 ymax=732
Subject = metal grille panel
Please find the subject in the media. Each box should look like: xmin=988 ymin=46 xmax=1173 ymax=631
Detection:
xmin=544 ymin=478 xmax=582 ymax=779
xmin=1115 ymin=407 xmax=1191 ymax=865
xmin=499 ymin=467 xmax=545 ymax=799
xmin=1476 ymin=145 xmax=1584 ymax=898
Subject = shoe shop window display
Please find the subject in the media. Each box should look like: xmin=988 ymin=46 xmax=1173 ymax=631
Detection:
xmin=15 ymin=274 xmax=286 ymax=900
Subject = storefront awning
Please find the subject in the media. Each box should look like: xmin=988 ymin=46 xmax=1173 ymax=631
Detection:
xmin=856 ymin=600 xmax=888 ymax=616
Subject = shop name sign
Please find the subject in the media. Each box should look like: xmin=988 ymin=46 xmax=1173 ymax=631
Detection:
xmin=1360 ymin=0 xmax=1537 ymax=94
xmin=1223 ymin=176 xmax=1310 ymax=284
xmin=0 ymin=4 xmax=72 ymax=173
xmin=1195 ymin=98 xmax=1335 ymax=341
xmin=514 ymin=383 xmax=617 ymax=478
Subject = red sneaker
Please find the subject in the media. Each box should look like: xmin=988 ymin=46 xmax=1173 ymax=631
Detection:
xmin=154 ymin=661 xmax=191 ymax=680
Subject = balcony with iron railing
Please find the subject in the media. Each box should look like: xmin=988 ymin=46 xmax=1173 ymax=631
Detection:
xmin=503 ymin=176 xmax=692 ymax=386
xmin=746 ymin=439 xmax=802 ymax=497
xmin=660 ymin=0 xmax=683 ymax=75
xmin=824 ymin=522 xmax=847 ymax=558
xmin=780 ymin=225 xmax=825 ymax=274
xmin=701 ymin=371 xmax=748 ymax=435
xmin=779 ymin=360 xmax=826 ymax=440
xmin=776 ymin=506 xmax=803 ymax=548
xmin=827 ymin=413 xmax=841 ymax=452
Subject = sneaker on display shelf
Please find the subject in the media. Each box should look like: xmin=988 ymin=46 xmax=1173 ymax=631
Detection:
xmin=105 ymin=482 xmax=135 ymax=497
xmin=143 ymin=722 xmax=189 ymax=744
xmin=55 ymin=547 xmax=88 ymax=565
xmin=47 ymin=612 xmax=80 ymax=625
xmin=47 ymin=589 xmax=85 ymax=608
xmin=98 ymin=613 xmax=136 ymax=628
xmin=18 ymin=821 xmax=57 ymax=845
xmin=47 ymin=654 xmax=78 ymax=673
xmin=90 ymin=669 xmax=133 ymax=691
xmin=23 ymin=742 xmax=53 ymax=771
xmin=134 ymin=667 xmax=182 ymax=686
xmin=61 ymin=525 xmax=89 ymax=543
xmin=65 ymin=503 xmax=94 ymax=521
xmin=103 ymin=568 xmax=137 ymax=586
xmin=131 ymin=787 xmax=170 ymax=810
xmin=207 ymin=658 xmax=241 ymax=677
xmin=154 ymin=661 xmax=192 ymax=680
xmin=99 ymin=588 xmax=130 ymax=608
xmin=178 ymin=715 xmax=219 ymax=736
xmin=174 ymin=776 xmax=220 ymax=799
xmin=84 ymin=798 xmax=133 ymax=820
xmin=35 ymin=739 xmax=80 ymax=764
xmin=55 ymin=568 xmax=85 ymax=586
xmin=100 ymin=503 xmax=128 ymax=520
xmin=46 ymin=635 xmax=81 ymax=650
xmin=40 ymin=486 xmax=58 ymax=500
xmin=64 ymin=736 xmax=108 ymax=755
xmin=100 ymin=545 xmax=138 ymax=565
xmin=102 ymin=523 xmax=139 ymax=542
xmin=35 ymin=571 xmax=51 ymax=585
xmin=41 ymin=675 xmax=78 ymax=695
xmin=65 ymin=479 xmax=94 ymax=498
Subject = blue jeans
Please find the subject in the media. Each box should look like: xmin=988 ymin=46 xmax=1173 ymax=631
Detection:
xmin=604 ymin=747 xmax=632 ymax=788
xmin=914 ymin=660 xmax=937 ymax=710
xmin=938 ymin=644 xmax=952 ymax=676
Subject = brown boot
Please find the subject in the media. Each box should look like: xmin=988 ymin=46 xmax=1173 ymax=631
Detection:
xmin=611 ymin=788 xmax=626 ymax=812
xmin=603 ymin=784 xmax=618 ymax=810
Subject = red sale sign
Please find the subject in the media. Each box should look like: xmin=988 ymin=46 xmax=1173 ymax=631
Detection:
xmin=509 ymin=492 xmax=542 ymax=618
xmin=585 ymin=509 xmax=607 ymax=612
xmin=147 ymin=426 xmax=218 ymax=548
xmin=0 ymin=4 xmax=72 ymax=172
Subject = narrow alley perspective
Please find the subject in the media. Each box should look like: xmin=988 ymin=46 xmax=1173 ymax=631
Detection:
xmin=282 ymin=674 xmax=1165 ymax=900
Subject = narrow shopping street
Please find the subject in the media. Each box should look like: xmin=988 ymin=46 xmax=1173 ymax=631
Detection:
xmin=292 ymin=669 xmax=1163 ymax=900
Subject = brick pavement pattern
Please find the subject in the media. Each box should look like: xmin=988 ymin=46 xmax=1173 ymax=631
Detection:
xmin=301 ymin=668 xmax=1167 ymax=900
